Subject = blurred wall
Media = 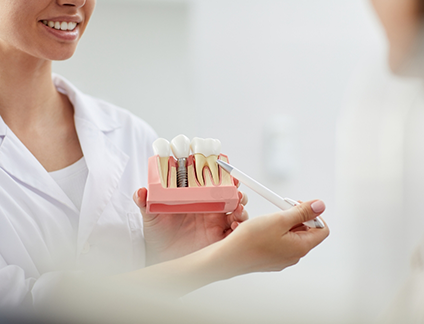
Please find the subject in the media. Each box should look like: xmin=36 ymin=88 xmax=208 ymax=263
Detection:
xmin=53 ymin=0 xmax=386 ymax=323
xmin=53 ymin=0 xmax=193 ymax=140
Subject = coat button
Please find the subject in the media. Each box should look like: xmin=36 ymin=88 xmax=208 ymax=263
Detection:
xmin=81 ymin=242 xmax=90 ymax=254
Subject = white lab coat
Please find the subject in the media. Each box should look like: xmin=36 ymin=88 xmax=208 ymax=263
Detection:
xmin=337 ymin=56 xmax=424 ymax=322
xmin=0 ymin=75 xmax=157 ymax=307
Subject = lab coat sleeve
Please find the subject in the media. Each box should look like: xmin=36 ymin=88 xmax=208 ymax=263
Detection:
xmin=0 ymin=255 xmax=78 ymax=309
xmin=0 ymin=254 xmax=36 ymax=307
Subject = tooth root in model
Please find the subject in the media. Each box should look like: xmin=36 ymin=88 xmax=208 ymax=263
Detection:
xmin=169 ymin=166 xmax=177 ymax=188
xmin=187 ymin=162 xmax=199 ymax=188
xmin=171 ymin=134 xmax=191 ymax=188
xmin=152 ymin=138 xmax=171 ymax=188
xmin=193 ymin=154 xmax=207 ymax=186
xmin=204 ymin=138 xmax=221 ymax=185
xmin=190 ymin=137 xmax=222 ymax=186
xmin=218 ymin=156 xmax=233 ymax=186
xmin=206 ymin=155 xmax=220 ymax=185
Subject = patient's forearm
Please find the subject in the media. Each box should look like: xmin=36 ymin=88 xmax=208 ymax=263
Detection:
xmin=114 ymin=240 xmax=233 ymax=297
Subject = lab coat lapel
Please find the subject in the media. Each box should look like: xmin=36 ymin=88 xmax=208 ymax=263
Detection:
xmin=51 ymin=74 xmax=129 ymax=254
xmin=0 ymin=118 xmax=79 ymax=214
xmin=74 ymin=118 xmax=129 ymax=255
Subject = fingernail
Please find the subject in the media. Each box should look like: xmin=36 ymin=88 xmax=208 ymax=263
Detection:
xmin=135 ymin=189 xmax=140 ymax=199
xmin=311 ymin=200 xmax=325 ymax=213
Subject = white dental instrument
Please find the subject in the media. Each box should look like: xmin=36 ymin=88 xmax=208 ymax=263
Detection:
xmin=216 ymin=160 xmax=325 ymax=229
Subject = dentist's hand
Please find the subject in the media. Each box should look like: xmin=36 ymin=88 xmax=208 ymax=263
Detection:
xmin=133 ymin=187 xmax=249 ymax=265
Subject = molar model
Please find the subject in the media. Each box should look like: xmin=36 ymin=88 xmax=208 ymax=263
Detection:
xmin=146 ymin=135 xmax=239 ymax=214
xmin=190 ymin=137 xmax=221 ymax=186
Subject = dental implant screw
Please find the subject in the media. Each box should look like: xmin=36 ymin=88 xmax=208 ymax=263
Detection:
xmin=177 ymin=158 xmax=188 ymax=187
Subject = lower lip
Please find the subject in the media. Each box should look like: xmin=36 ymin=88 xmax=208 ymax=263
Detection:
xmin=40 ymin=22 xmax=79 ymax=42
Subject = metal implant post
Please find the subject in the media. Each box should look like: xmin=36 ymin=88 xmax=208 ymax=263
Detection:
xmin=170 ymin=134 xmax=191 ymax=188
xmin=177 ymin=158 xmax=188 ymax=187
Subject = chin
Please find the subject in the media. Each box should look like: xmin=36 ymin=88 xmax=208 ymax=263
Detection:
xmin=388 ymin=23 xmax=424 ymax=79
xmin=45 ymin=50 xmax=77 ymax=62
xmin=387 ymin=50 xmax=403 ymax=75
xmin=388 ymin=42 xmax=424 ymax=78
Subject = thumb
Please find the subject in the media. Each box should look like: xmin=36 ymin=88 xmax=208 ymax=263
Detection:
xmin=133 ymin=187 xmax=148 ymax=211
xmin=133 ymin=188 xmax=160 ymax=223
xmin=283 ymin=200 xmax=326 ymax=227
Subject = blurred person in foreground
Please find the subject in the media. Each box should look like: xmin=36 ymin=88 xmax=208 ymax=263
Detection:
xmin=371 ymin=2 xmax=424 ymax=322
xmin=338 ymin=0 xmax=424 ymax=322
xmin=0 ymin=0 xmax=329 ymax=322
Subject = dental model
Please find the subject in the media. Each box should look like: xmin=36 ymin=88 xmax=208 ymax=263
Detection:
xmin=170 ymin=134 xmax=191 ymax=188
xmin=190 ymin=137 xmax=221 ymax=186
xmin=152 ymin=138 xmax=171 ymax=188
xmin=146 ymin=135 xmax=239 ymax=214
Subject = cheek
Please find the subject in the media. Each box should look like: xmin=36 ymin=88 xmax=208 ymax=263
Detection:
xmin=74 ymin=0 xmax=96 ymax=39
xmin=0 ymin=3 xmax=34 ymax=46
xmin=84 ymin=1 xmax=97 ymax=26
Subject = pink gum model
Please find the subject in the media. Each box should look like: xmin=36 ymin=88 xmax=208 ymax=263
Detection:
xmin=146 ymin=154 xmax=239 ymax=214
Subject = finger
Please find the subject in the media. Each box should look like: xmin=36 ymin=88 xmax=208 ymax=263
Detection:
xmin=238 ymin=191 xmax=248 ymax=206
xmin=292 ymin=220 xmax=330 ymax=251
xmin=290 ymin=222 xmax=308 ymax=231
xmin=133 ymin=188 xmax=147 ymax=211
xmin=283 ymin=200 xmax=326 ymax=228
xmin=227 ymin=204 xmax=248 ymax=225
xmin=290 ymin=225 xmax=309 ymax=233
xmin=234 ymin=178 xmax=240 ymax=188
xmin=231 ymin=221 xmax=240 ymax=230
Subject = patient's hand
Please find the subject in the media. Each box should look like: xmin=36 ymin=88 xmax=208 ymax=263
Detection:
xmin=133 ymin=187 xmax=249 ymax=265
xmin=217 ymin=200 xmax=330 ymax=276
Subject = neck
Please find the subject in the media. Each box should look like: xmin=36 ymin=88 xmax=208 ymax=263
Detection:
xmin=0 ymin=45 xmax=65 ymax=132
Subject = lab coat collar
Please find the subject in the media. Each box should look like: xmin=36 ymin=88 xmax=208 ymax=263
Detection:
xmin=0 ymin=75 xmax=130 ymax=255
xmin=52 ymin=74 xmax=121 ymax=133
xmin=0 ymin=116 xmax=7 ymax=137
xmin=52 ymin=75 xmax=130 ymax=255
xmin=0 ymin=125 xmax=80 ymax=214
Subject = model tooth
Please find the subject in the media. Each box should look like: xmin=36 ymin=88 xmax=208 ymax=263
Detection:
xmin=205 ymin=138 xmax=221 ymax=185
xmin=190 ymin=137 xmax=221 ymax=186
xmin=190 ymin=137 xmax=206 ymax=186
xmin=152 ymin=138 xmax=171 ymax=188
xmin=170 ymin=135 xmax=191 ymax=187
xmin=170 ymin=135 xmax=190 ymax=159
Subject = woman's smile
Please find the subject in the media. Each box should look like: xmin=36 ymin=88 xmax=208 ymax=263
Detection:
xmin=42 ymin=20 xmax=78 ymax=31
xmin=39 ymin=17 xmax=81 ymax=42
xmin=0 ymin=0 xmax=95 ymax=60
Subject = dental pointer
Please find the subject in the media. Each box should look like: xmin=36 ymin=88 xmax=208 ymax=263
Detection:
xmin=216 ymin=160 xmax=325 ymax=229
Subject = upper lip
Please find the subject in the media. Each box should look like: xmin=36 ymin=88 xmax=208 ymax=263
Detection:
xmin=39 ymin=15 xmax=82 ymax=23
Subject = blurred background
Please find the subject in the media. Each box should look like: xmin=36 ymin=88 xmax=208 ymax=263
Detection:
xmin=52 ymin=0 xmax=424 ymax=323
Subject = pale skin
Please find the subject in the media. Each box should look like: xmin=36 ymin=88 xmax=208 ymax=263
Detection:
xmin=0 ymin=0 xmax=329 ymax=298
xmin=371 ymin=0 xmax=423 ymax=72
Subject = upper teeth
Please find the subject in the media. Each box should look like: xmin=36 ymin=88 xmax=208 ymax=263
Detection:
xmin=42 ymin=20 xmax=77 ymax=31
xmin=190 ymin=137 xmax=221 ymax=186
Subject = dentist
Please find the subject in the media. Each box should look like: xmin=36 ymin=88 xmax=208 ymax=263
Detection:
xmin=0 ymin=0 xmax=329 ymax=310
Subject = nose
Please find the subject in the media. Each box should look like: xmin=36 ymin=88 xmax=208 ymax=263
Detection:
xmin=57 ymin=0 xmax=86 ymax=7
